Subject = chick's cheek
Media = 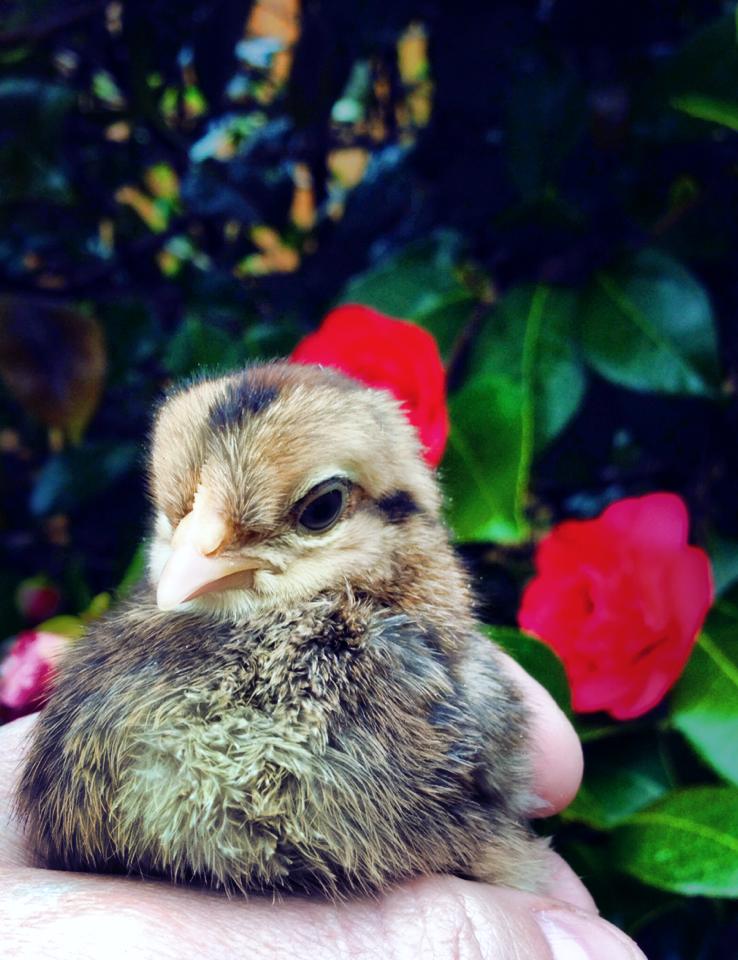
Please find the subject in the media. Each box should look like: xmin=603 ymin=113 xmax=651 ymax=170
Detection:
xmin=252 ymin=567 xmax=278 ymax=595
xmin=147 ymin=537 xmax=173 ymax=589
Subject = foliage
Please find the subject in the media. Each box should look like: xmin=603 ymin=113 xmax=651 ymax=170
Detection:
xmin=1 ymin=1 xmax=738 ymax=955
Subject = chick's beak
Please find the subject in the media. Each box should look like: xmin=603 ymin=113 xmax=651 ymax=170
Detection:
xmin=156 ymin=543 xmax=264 ymax=611
xmin=156 ymin=497 xmax=266 ymax=611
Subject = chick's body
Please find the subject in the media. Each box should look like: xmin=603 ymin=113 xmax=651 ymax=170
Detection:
xmin=19 ymin=363 xmax=542 ymax=896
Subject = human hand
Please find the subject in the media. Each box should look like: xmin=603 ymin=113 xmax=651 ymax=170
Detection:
xmin=0 ymin=656 xmax=645 ymax=959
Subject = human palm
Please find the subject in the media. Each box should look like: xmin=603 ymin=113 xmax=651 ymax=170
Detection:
xmin=0 ymin=656 xmax=644 ymax=959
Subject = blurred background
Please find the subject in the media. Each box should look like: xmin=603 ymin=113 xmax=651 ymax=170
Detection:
xmin=1 ymin=1 xmax=737 ymax=955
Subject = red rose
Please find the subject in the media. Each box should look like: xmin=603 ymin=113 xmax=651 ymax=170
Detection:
xmin=16 ymin=578 xmax=61 ymax=624
xmin=291 ymin=304 xmax=449 ymax=466
xmin=0 ymin=630 xmax=69 ymax=721
xmin=518 ymin=493 xmax=713 ymax=720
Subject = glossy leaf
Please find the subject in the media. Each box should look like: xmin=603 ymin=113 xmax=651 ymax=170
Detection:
xmin=646 ymin=13 xmax=738 ymax=126
xmin=441 ymin=374 xmax=527 ymax=543
xmin=705 ymin=535 xmax=738 ymax=598
xmin=412 ymin=294 xmax=475 ymax=362
xmin=469 ymin=285 xmax=585 ymax=451
xmin=671 ymin=608 xmax=738 ymax=786
xmin=338 ymin=232 xmax=465 ymax=322
xmin=612 ymin=786 xmax=738 ymax=897
xmin=671 ymin=94 xmax=738 ymax=132
xmin=564 ymin=735 xmax=672 ymax=830
xmin=164 ymin=314 xmax=245 ymax=377
xmin=443 ymin=285 xmax=584 ymax=545
xmin=0 ymin=299 xmax=106 ymax=442
xmin=579 ymin=250 xmax=720 ymax=397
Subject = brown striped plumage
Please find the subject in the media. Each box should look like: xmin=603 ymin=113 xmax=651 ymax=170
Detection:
xmin=17 ymin=362 xmax=544 ymax=896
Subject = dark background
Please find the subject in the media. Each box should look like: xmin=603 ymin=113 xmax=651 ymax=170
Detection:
xmin=1 ymin=2 xmax=737 ymax=954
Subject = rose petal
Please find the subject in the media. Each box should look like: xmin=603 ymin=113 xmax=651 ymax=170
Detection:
xmin=291 ymin=304 xmax=448 ymax=466
xmin=601 ymin=493 xmax=689 ymax=550
xmin=518 ymin=493 xmax=713 ymax=721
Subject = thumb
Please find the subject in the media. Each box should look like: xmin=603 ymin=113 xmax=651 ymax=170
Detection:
xmin=376 ymin=876 xmax=647 ymax=960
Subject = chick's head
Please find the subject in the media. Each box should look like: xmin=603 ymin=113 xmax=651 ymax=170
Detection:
xmin=147 ymin=362 xmax=443 ymax=620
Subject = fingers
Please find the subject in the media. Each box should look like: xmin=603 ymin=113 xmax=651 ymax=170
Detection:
xmin=497 ymin=652 xmax=583 ymax=816
xmin=0 ymin=869 xmax=643 ymax=960
xmin=382 ymin=876 xmax=645 ymax=960
xmin=0 ymin=713 xmax=36 ymax=867
xmin=0 ymin=715 xmax=612 ymax=960
xmin=457 ymin=878 xmax=646 ymax=960
xmin=539 ymin=848 xmax=597 ymax=913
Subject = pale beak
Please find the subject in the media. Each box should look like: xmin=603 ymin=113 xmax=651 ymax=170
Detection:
xmin=156 ymin=491 xmax=268 ymax=611
xmin=156 ymin=543 xmax=265 ymax=611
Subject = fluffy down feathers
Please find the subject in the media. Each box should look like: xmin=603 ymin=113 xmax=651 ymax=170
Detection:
xmin=18 ymin=363 xmax=544 ymax=896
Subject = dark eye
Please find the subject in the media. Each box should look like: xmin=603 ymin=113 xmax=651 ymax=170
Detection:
xmin=296 ymin=481 xmax=348 ymax=533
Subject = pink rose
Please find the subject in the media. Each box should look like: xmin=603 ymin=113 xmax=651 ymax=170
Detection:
xmin=0 ymin=630 xmax=69 ymax=721
xmin=518 ymin=493 xmax=714 ymax=720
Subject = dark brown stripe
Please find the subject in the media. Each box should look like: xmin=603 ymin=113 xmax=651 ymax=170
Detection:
xmin=209 ymin=373 xmax=279 ymax=428
xmin=376 ymin=490 xmax=420 ymax=523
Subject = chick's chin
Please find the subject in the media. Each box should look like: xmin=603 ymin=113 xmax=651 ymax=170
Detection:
xmin=147 ymin=509 xmax=397 ymax=622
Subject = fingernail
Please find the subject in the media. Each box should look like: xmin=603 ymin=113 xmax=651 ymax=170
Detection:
xmin=535 ymin=909 xmax=647 ymax=960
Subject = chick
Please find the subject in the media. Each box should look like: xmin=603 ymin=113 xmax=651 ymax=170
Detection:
xmin=18 ymin=362 xmax=544 ymax=897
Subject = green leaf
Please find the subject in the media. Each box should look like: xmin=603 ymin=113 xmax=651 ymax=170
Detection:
xmin=338 ymin=232 xmax=465 ymax=322
xmin=579 ymin=249 xmax=721 ymax=397
xmin=117 ymin=543 xmax=148 ymax=597
xmin=442 ymin=285 xmax=584 ymax=541
xmin=412 ymin=294 xmax=475 ymax=362
xmin=441 ymin=374 xmax=528 ymax=543
xmin=671 ymin=615 xmax=738 ymax=786
xmin=564 ymin=736 xmax=672 ymax=830
xmin=35 ymin=615 xmax=85 ymax=639
xmin=671 ymin=94 xmax=738 ymax=132
xmin=612 ymin=786 xmax=738 ymax=897
xmin=164 ymin=314 xmax=245 ymax=377
xmin=644 ymin=13 xmax=738 ymax=130
xmin=243 ymin=319 xmax=303 ymax=361
xmin=470 ymin=285 xmax=586 ymax=452
xmin=533 ymin=296 xmax=587 ymax=449
xmin=82 ymin=593 xmax=111 ymax=622
xmin=485 ymin=626 xmax=570 ymax=714
xmin=705 ymin=534 xmax=738 ymax=597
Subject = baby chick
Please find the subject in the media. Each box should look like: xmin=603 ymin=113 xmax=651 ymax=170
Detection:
xmin=18 ymin=362 xmax=544 ymax=897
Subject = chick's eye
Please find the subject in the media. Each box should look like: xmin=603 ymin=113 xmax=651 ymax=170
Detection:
xmin=297 ymin=482 xmax=348 ymax=533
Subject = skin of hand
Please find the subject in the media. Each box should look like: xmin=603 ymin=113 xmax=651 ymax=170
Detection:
xmin=0 ymin=655 xmax=645 ymax=960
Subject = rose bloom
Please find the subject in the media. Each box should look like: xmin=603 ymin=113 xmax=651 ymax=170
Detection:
xmin=16 ymin=578 xmax=61 ymax=624
xmin=291 ymin=304 xmax=449 ymax=467
xmin=518 ymin=493 xmax=714 ymax=720
xmin=0 ymin=630 xmax=69 ymax=721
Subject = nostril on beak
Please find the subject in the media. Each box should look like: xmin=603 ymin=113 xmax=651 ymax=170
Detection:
xmin=172 ymin=485 xmax=233 ymax=557
xmin=197 ymin=515 xmax=234 ymax=557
